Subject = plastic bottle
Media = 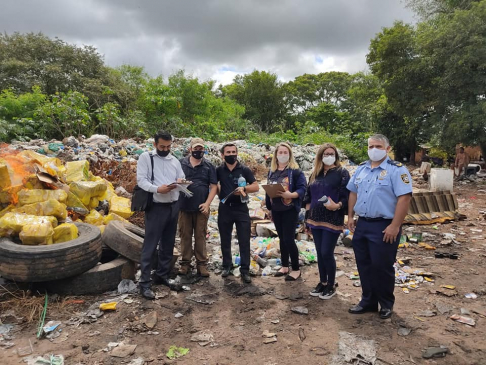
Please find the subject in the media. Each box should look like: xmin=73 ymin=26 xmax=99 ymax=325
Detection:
xmin=267 ymin=258 xmax=281 ymax=267
xmin=262 ymin=266 xmax=272 ymax=276
xmin=233 ymin=266 xmax=241 ymax=277
xmin=238 ymin=175 xmax=249 ymax=203
xmin=253 ymin=254 xmax=268 ymax=268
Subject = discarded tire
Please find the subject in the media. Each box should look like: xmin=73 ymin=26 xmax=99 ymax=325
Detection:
xmin=42 ymin=257 xmax=136 ymax=295
xmin=103 ymin=221 xmax=144 ymax=263
xmin=103 ymin=221 xmax=179 ymax=269
xmin=0 ymin=223 xmax=101 ymax=283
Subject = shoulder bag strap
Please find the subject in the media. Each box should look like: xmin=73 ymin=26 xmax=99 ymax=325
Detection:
xmin=150 ymin=154 xmax=154 ymax=184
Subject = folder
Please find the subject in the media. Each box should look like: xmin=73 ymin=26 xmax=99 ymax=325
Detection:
xmin=262 ymin=184 xmax=285 ymax=198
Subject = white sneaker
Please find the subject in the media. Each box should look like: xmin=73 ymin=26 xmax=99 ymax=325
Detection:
xmin=319 ymin=285 xmax=336 ymax=300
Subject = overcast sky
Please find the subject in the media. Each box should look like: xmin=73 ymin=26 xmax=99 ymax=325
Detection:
xmin=1 ymin=0 xmax=415 ymax=85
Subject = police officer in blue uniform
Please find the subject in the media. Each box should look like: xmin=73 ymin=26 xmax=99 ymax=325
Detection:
xmin=346 ymin=134 xmax=412 ymax=319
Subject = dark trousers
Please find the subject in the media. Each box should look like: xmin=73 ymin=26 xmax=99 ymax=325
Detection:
xmin=352 ymin=218 xmax=400 ymax=310
xmin=218 ymin=203 xmax=250 ymax=274
xmin=139 ymin=202 xmax=179 ymax=288
xmin=272 ymin=209 xmax=300 ymax=271
xmin=311 ymin=228 xmax=340 ymax=286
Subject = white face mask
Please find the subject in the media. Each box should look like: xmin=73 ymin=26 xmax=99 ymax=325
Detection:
xmin=368 ymin=147 xmax=387 ymax=162
xmin=322 ymin=155 xmax=336 ymax=166
xmin=277 ymin=154 xmax=289 ymax=164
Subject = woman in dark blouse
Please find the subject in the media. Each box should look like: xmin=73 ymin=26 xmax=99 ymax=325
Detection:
xmin=304 ymin=143 xmax=350 ymax=299
xmin=265 ymin=142 xmax=307 ymax=281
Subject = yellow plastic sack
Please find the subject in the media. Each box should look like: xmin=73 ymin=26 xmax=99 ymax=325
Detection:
xmin=53 ymin=223 xmax=78 ymax=244
xmin=66 ymin=191 xmax=89 ymax=213
xmin=22 ymin=174 xmax=45 ymax=190
xmin=19 ymin=222 xmax=54 ymax=245
xmin=98 ymin=224 xmax=105 ymax=235
xmin=103 ymin=212 xmax=128 ymax=225
xmin=17 ymin=189 xmax=67 ymax=206
xmin=109 ymin=196 xmax=133 ymax=219
xmin=84 ymin=209 xmax=104 ymax=226
xmin=12 ymin=199 xmax=67 ymax=220
xmin=0 ymin=185 xmax=23 ymax=205
xmin=0 ymin=213 xmax=58 ymax=236
xmin=69 ymin=181 xmax=107 ymax=206
xmin=88 ymin=197 xmax=100 ymax=210
xmin=0 ymin=163 xmax=11 ymax=189
xmin=18 ymin=151 xmax=66 ymax=178
xmin=98 ymin=183 xmax=115 ymax=204
xmin=65 ymin=160 xmax=90 ymax=183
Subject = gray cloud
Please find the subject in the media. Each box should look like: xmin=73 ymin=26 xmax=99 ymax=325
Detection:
xmin=0 ymin=0 xmax=415 ymax=84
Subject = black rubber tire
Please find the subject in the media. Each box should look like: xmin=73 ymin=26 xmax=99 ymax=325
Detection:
xmin=0 ymin=223 xmax=102 ymax=283
xmin=41 ymin=257 xmax=136 ymax=295
xmin=103 ymin=221 xmax=144 ymax=263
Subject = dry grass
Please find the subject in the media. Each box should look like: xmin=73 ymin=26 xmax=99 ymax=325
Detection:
xmin=0 ymin=285 xmax=88 ymax=323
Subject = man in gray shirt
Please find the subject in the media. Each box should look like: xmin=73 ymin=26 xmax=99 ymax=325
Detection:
xmin=137 ymin=130 xmax=185 ymax=299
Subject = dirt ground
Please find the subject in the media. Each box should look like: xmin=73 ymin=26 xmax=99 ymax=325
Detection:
xmin=1 ymin=178 xmax=486 ymax=365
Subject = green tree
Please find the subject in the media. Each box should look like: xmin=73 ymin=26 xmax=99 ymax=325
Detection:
xmin=220 ymin=70 xmax=287 ymax=132
xmin=0 ymin=33 xmax=108 ymax=99
xmin=35 ymin=91 xmax=91 ymax=139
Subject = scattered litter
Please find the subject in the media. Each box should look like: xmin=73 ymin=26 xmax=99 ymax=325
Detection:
xmin=185 ymin=293 xmax=216 ymax=305
xmin=87 ymin=331 xmax=101 ymax=337
xmin=291 ymin=306 xmax=308 ymax=315
xmin=460 ymin=308 xmax=471 ymax=315
xmin=465 ymin=293 xmax=478 ymax=299
xmin=262 ymin=330 xmax=276 ymax=338
xmin=16 ymin=339 xmax=33 ymax=357
xmin=174 ymin=313 xmax=184 ymax=318
xmin=417 ymin=310 xmax=436 ymax=317
xmin=398 ymin=326 xmax=412 ymax=336
xmin=299 ymin=328 xmax=306 ymax=342
xmin=441 ymin=285 xmax=456 ymax=290
xmin=450 ymin=314 xmax=476 ymax=327
xmin=127 ymin=358 xmax=145 ymax=365
xmin=435 ymin=303 xmax=453 ymax=315
xmin=27 ymin=354 xmax=64 ymax=365
xmin=142 ymin=312 xmax=157 ymax=329
xmin=263 ymin=336 xmax=278 ymax=344
xmin=100 ymin=302 xmax=117 ymax=311
xmin=190 ymin=332 xmax=214 ymax=346
xmin=0 ymin=324 xmax=14 ymax=336
xmin=111 ymin=343 xmax=137 ymax=358
xmin=271 ymin=319 xmax=280 ymax=324
xmin=166 ymin=345 xmax=189 ymax=359
xmin=331 ymin=332 xmax=376 ymax=364
xmin=118 ymin=279 xmax=138 ymax=294
xmin=42 ymin=321 xmax=61 ymax=337
xmin=422 ymin=346 xmax=448 ymax=359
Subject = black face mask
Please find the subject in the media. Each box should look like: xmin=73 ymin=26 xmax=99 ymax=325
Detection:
xmin=224 ymin=155 xmax=237 ymax=165
xmin=157 ymin=149 xmax=170 ymax=157
xmin=191 ymin=151 xmax=204 ymax=160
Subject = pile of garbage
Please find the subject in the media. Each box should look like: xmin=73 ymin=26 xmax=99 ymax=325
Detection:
xmin=7 ymin=134 xmax=325 ymax=172
xmin=0 ymin=146 xmax=132 ymax=245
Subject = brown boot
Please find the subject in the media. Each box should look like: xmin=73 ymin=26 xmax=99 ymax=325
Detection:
xmin=197 ymin=265 xmax=210 ymax=277
xmin=178 ymin=265 xmax=190 ymax=275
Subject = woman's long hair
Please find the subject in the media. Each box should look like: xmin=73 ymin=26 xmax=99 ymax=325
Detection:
xmin=309 ymin=143 xmax=341 ymax=183
xmin=270 ymin=142 xmax=300 ymax=172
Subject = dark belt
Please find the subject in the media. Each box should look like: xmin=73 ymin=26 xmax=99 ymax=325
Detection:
xmin=359 ymin=217 xmax=392 ymax=222
xmin=153 ymin=201 xmax=177 ymax=206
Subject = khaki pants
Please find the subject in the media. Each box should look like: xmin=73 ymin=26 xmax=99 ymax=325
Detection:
xmin=178 ymin=211 xmax=209 ymax=267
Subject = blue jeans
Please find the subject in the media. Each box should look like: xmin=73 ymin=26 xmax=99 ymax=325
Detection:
xmin=311 ymin=228 xmax=340 ymax=286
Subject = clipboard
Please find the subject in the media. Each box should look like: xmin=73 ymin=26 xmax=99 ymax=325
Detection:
xmin=262 ymin=184 xmax=285 ymax=198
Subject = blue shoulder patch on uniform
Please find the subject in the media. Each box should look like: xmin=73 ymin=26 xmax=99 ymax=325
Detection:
xmin=387 ymin=160 xmax=403 ymax=167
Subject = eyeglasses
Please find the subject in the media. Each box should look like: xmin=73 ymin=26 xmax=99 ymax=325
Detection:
xmin=323 ymin=153 xmax=335 ymax=157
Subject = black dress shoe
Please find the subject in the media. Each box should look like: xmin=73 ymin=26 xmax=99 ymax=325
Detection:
xmin=153 ymin=275 xmax=171 ymax=287
xmin=140 ymin=287 xmax=155 ymax=300
xmin=379 ymin=308 xmax=393 ymax=319
xmin=242 ymin=273 xmax=252 ymax=284
xmin=221 ymin=268 xmax=232 ymax=278
xmin=348 ymin=304 xmax=378 ymax=314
